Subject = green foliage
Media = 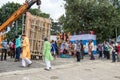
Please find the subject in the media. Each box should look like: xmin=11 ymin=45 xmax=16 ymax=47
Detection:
xmin=60 ymin=0 xmax=120 ymax=41
xmin=29 ymin=9 xmax=50 ymax=18
xmin=51 ymin=21 xmax=62 ymax=35
xmin=0 ymin=2 xmax=22 ymax=40
xmin=0 ymin=2 xmax=21 ymax=25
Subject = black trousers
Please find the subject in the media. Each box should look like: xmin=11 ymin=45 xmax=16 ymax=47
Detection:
xmin=112 ymin=52 xmax=116 ymax=62
xmin=10 ymin=48 xmax=15 ymax=58
xmin=103 ymin=51 xmax=107 ymax=58
xmin=1 ymin=49 xmax=7 ymax=61
xmin=90 ymin=51 xmax=95 ymax=60
xmin=105 ymin=51 xmax=110 ymax=59
xmin=99 ymin=51 xmax=102 ymax=58
xmin=81 ymin=51 xmax=84 ymax=59
xmin=76 ymin=51 xmax=81 ymax=62
xmin=15 ymin=47 xmax=21 ymax=60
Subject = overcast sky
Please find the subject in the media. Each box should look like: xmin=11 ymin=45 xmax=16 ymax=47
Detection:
xmin=0 ymin=0 xmax=65 ymax=21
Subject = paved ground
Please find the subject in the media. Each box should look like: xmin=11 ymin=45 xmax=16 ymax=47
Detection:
xmin=0 ymin=56 xmax=75 ymax=73
xmin=0 ymin=55 xmax=120 ymax=80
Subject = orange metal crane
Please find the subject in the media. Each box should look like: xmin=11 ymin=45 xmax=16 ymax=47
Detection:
xmin=0 ymin=0 xmax=41 ymax=32
xmin=0 ymin=0 xmax=41 ymax=48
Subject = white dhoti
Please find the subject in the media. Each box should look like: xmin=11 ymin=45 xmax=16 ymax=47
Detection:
xmin=45 ymin=60 xmax=51 ymax=69
xmin=22 ymin=58 xmax=32 ymax=67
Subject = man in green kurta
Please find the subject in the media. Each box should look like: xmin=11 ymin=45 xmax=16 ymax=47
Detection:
xmin=43 ymin=38 xmax=53 ymax=70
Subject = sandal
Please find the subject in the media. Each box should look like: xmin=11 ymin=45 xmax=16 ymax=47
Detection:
xmin=44 ymin=68 xmax=50 ymax=71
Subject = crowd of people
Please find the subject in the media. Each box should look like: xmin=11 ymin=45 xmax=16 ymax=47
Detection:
xmin=50 ymin=39 xmax=95 ymax=62
xmin=1 ymin=33 xmax=120 ymax=71
xmin=98 ymin=41 xmax=120 ymax=62
xmin=51 ymin=38 xmax=120 ymax=63
xmin=0 ymin=34 xmax=32 ymax=67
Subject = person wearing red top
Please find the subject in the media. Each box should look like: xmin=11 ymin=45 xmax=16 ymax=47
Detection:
xmin=117 ymin=43 xmax=120 ymax=62
xmin=9 ymin=39 xmax=15 ymax=58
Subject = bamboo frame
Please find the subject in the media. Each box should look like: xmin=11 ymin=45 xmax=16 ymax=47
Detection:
xmin=25 ymin=12 xmax=51 ymax=57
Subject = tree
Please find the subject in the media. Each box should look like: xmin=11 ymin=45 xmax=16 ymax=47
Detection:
xmin=0 ymin=2 xmax=22 ymax=40
xmin=51 ymin=21 xmax=62 ymax=35
xmin=60 ymin=0 xmax=120 ymax=41
xmin=29 ymin=8 xmax=50 ymax=18
xmin=0 ymin=2 xmax=21 ymax=25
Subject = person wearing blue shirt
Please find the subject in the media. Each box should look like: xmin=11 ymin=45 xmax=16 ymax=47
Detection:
xmin=15 ymin=35 xmax=21 ymax=62
xmin=51 ymin=40 xmax=57 ymax=59
xmin=1 ymin=39 xmax=8 ymax=61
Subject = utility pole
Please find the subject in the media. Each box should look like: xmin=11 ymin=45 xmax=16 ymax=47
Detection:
xmin=15 ymin=20 xmax=18 ymax=35
xmin=116 ymin=27 xmax=118 ymax=42
xmin=22 ymin=14 xmax=25 ymax=35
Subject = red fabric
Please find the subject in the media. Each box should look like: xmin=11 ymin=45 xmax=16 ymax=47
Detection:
xmin=117 ymin=45 xmax=120 ymax=54
xmin=11 ymin=44 xmax=15 ymax=49
xmin=90 ymin=31 xmax=94 ymax=35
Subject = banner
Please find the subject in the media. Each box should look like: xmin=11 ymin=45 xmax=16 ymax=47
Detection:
xmin=70 ymin=34 xmax=96 ymax=41
xmin=70 ymin=34 xmax=97 ymax=54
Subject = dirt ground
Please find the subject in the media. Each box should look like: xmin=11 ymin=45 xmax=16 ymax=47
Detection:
xmin=0 ymin=54 xmax=115 ymax=73
xmin=0 ymin=55 xmax=76 ymax=73
xmin=0 ymin=55 xmax=120 ymax=80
